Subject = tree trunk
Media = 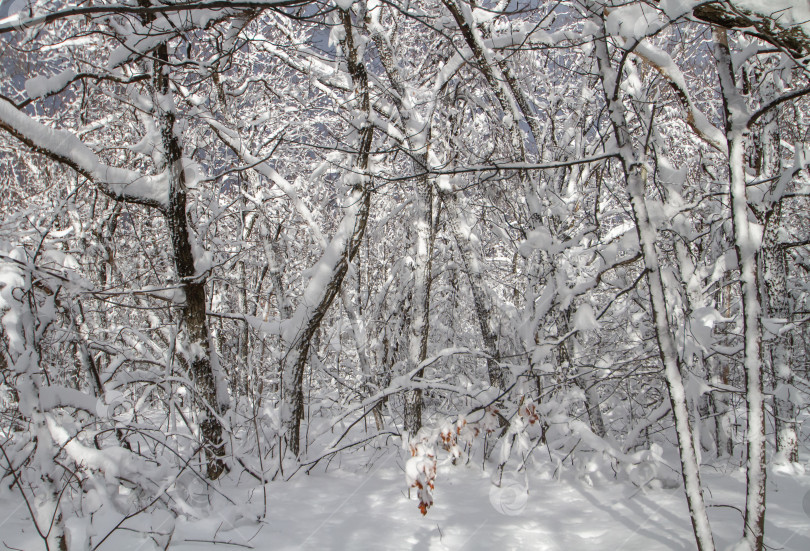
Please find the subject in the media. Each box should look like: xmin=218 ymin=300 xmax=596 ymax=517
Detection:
xmin=152 ymin=40 xmax=228 ymax=480
xmin=594 ymin=20 xmax=716 ymax=551
xmin=760 ymin=201 xmax=798 ymax=465
xmin=441 ymin=191 xmax=506 ymax=389
xmin=282 ymin=8 xmax=373 ymax=456
xmin=366 ymin=6 xmax=437 ymax=434
xmin=714 ymin=28 xmax=767 ymax=549
xmin=758 ymin=146 xmax=799 ymax=465
xmin=403 ymin=177 xmax=434 ymax=435
xmin=710 ymin=273 xmax=735 ymax=458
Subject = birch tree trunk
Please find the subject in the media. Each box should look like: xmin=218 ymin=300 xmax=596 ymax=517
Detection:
xmin=714 ymin=28 xmax=767 ymax=550
xmin=750 ymin=68 xmax=800 ymax=466
xmin=593 ymin=15 xmax=715 ymax=551
xmin=365 ymin=2 xmax=436 ymax=433
xmin=755 ymin=107 xmax=799 ymax=465
xmin=403 ymin=176 xmax=434 ymax=435
xmin=710 ymin=274 xmax=735 ymax=458
xmin=762 ymin=230 xmax=799 ymax=463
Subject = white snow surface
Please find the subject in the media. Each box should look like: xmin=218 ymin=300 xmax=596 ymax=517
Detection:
xmin=2 ymin=449 xmax=809 ymax=550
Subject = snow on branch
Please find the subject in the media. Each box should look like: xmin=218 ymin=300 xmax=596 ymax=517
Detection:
xmin=0 ymin=1 xmax=311 ymax=34
xmin=0 ymin=96 xmax=168 ymax=209
xmin=692 ymin=0 xmax=810 ymax=60
xmin=633 ymin=41 xmax=728 ymax=156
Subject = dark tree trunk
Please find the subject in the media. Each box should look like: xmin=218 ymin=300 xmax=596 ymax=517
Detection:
xmin=153 ymin=40 xmax=227 ymax=480
xmin=282 ymin=8 xmax=373 ymax=456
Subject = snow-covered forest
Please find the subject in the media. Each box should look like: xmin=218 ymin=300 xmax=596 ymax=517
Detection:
xmin=1 ymin=1 xmax=809 ymax=549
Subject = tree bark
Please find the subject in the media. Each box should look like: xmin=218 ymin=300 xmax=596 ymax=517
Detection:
xmin=403 ymin=175 xmax=434 ymax=436
xmin=366 ymin=3 xmax=437 ymax=434
xmin=755 ymin=98 xmax=799 ymax=465
xmin=714 ymin=28 xmax=767 ymax=550
xmin=282 ymin=8 xmax=373 ymax=456
xmin=693 ymin=3 xmax=810 ymax=60
xmin=152 ymin=42 xmax=228 ymax=480
xmin=594 ymin=17 xmax=716 ymax=551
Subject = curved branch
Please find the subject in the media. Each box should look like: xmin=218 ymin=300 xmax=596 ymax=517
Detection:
xmin=693 ymin=1 xmax=810 ymax=60
xmin=0 ymin=96 xmax=167 ymax=210
xmin=0 ymin=1 xmax=312 ymax=34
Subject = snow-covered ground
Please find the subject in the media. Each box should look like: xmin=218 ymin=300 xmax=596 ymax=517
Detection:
xmin=2 ymin=450 xmax=809 ymax=550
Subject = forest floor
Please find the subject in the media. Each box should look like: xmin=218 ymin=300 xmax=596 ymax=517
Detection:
xmin=1 ymin=446 xmax=810 ymax=550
